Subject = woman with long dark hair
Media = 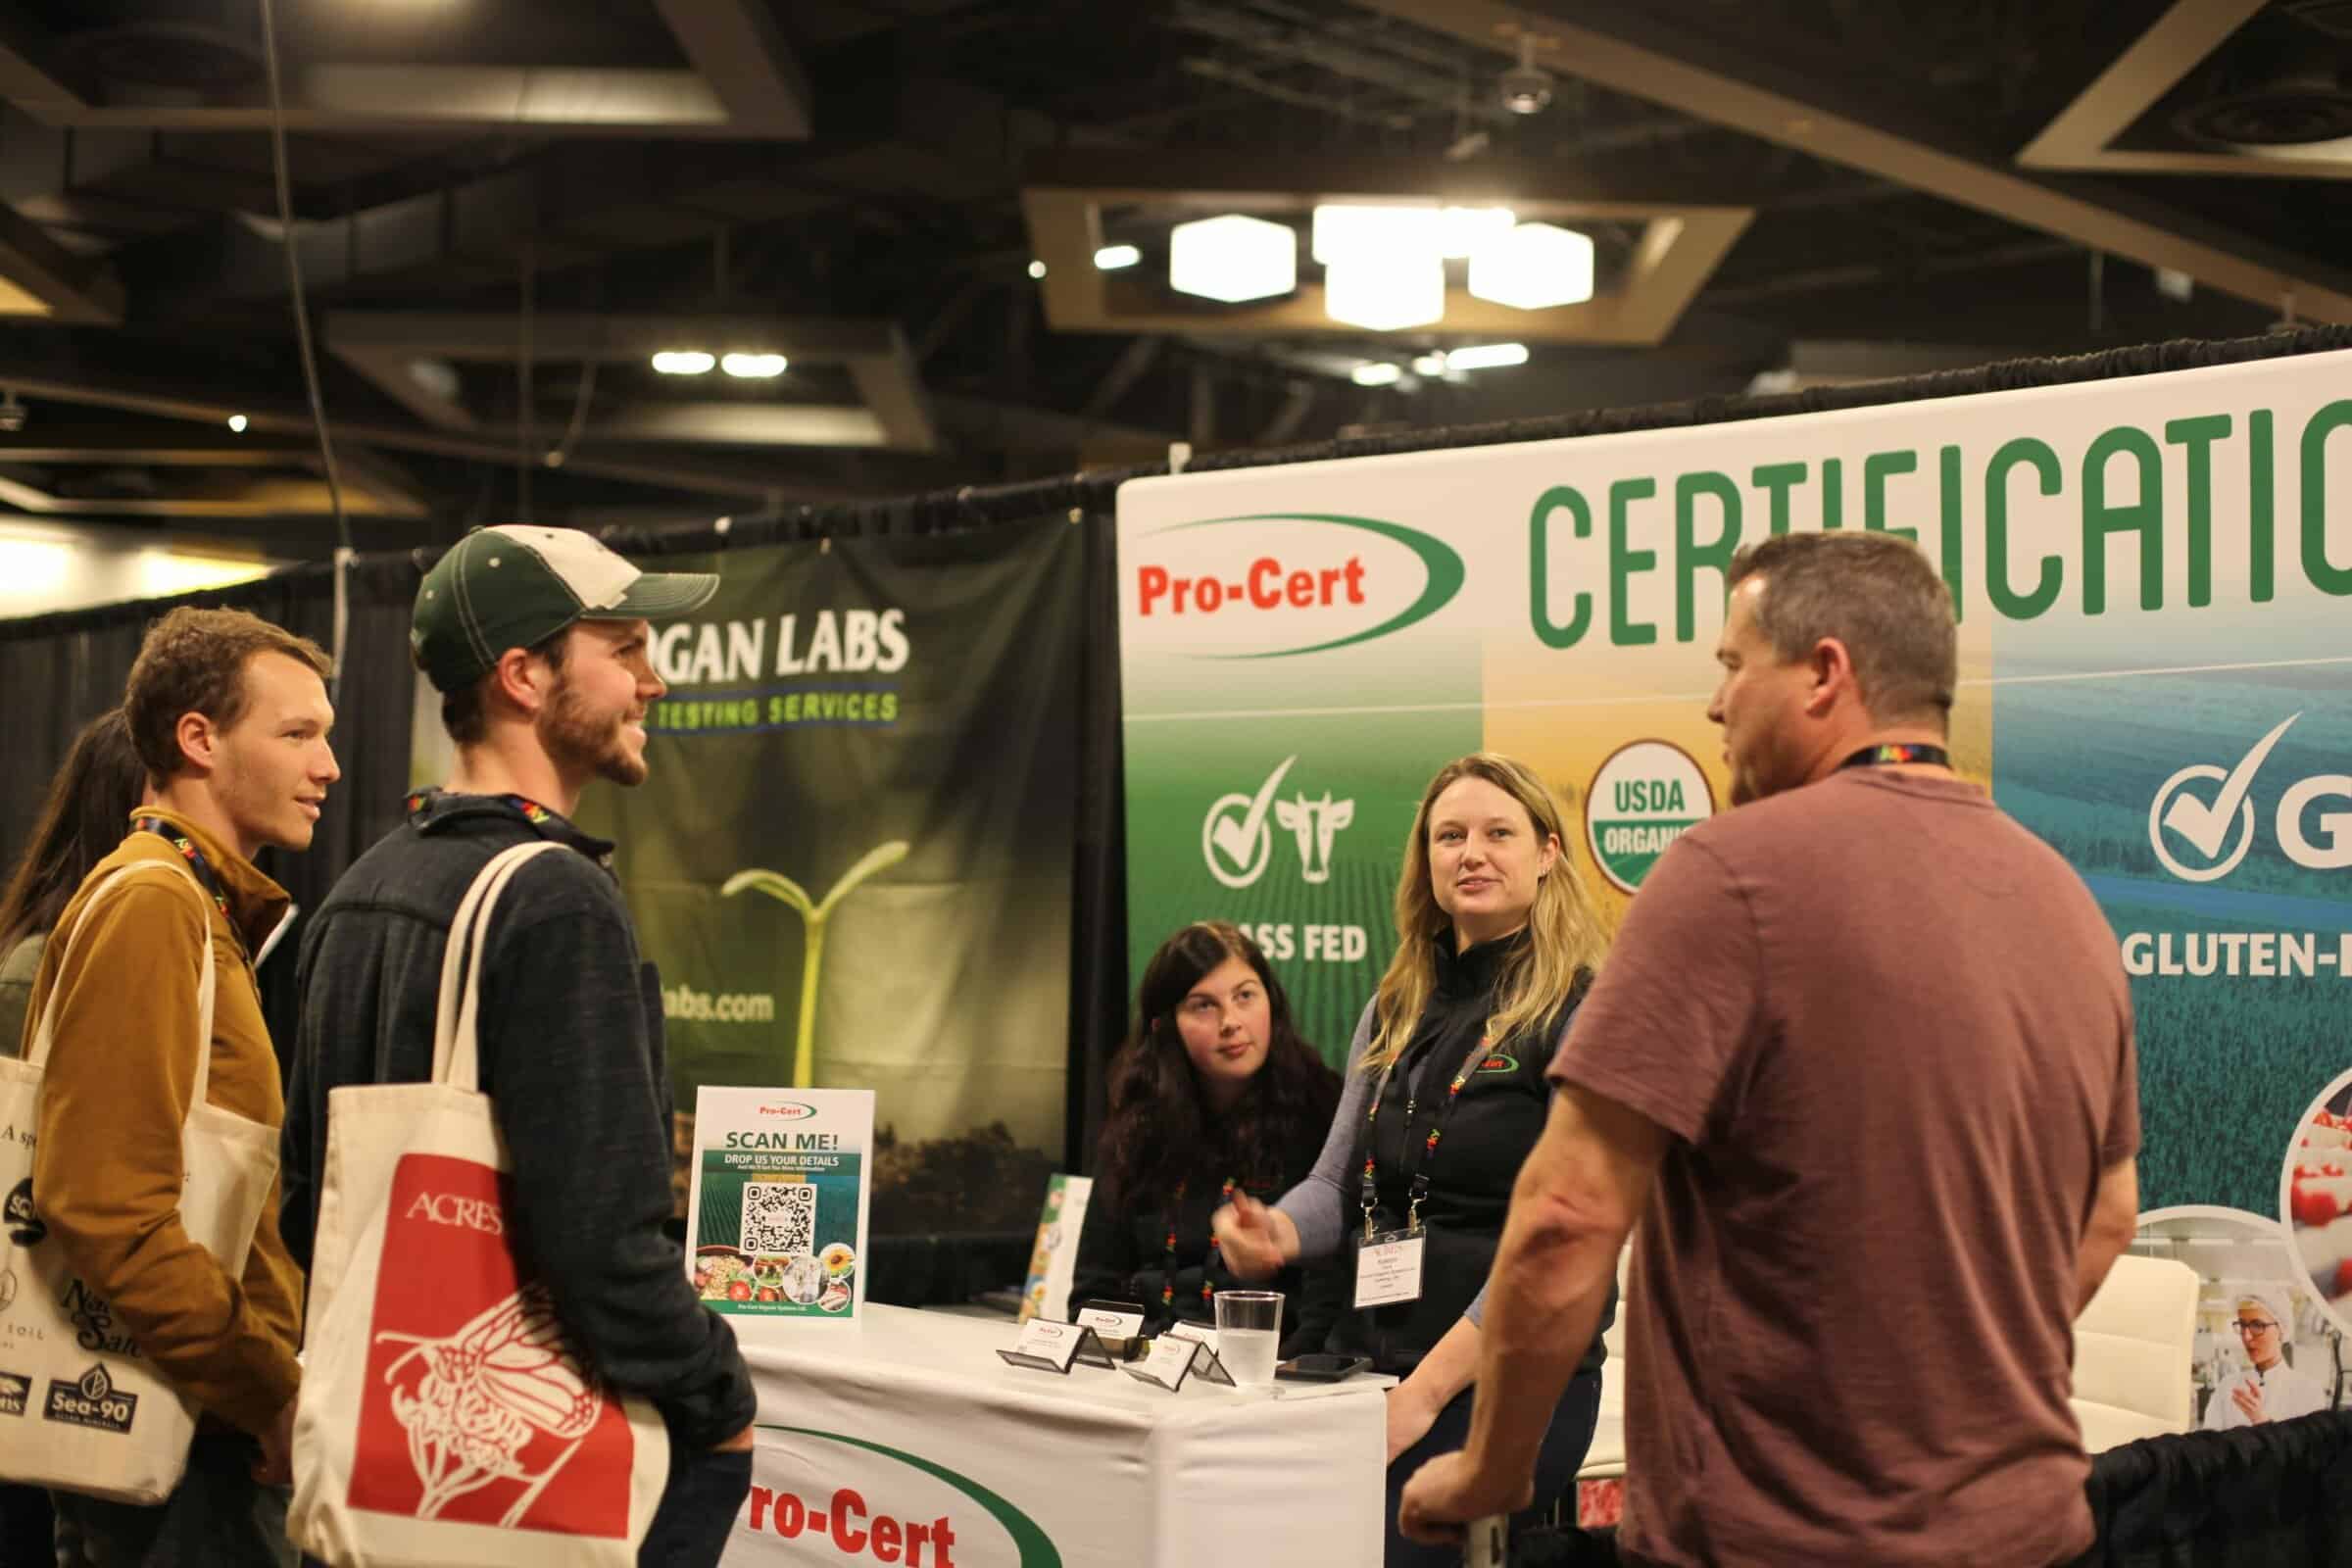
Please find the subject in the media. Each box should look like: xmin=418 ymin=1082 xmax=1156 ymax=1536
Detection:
xmin=0 ymin=709 xmax=146 ymax=1049
xmin=1216 ymin=753 xmax=1614 ymax=1566
xmin=1073 ymin=921 xmax=1342 ymax=1351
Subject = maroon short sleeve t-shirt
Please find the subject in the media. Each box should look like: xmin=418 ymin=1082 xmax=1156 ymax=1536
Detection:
xmin=1551 ymin=768 xmax=2136 ymax=1568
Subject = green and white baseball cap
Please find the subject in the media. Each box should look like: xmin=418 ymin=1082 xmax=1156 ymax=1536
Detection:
xmin=412 ymin=525 xmax=719 ymax=693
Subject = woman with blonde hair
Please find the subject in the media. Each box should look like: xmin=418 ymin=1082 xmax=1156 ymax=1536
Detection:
xmin=1216 ymin=753 xmax=1613 ymax=1566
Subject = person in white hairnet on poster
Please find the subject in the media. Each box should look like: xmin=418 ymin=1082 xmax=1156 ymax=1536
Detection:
xmin=2203 ymin=1288 xmax=2330 ymax=1429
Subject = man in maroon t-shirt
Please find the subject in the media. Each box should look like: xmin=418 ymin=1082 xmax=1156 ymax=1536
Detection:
xmin=1399 ymin=532 xmax=2140 ymax=1567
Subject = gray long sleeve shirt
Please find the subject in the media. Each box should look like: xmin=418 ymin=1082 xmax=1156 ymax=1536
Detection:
xmin=1274 ymin=1000 xmax=1494 ymax=1327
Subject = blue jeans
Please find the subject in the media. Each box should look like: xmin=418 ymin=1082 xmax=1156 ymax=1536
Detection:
xmin=1384 ymin=1370 xmax=1602 ymax=1568
xmin=49 ymin=1433 xmax=294 ymax=1568
xmin=295 ymin=1443 xmax=752 ymax=1568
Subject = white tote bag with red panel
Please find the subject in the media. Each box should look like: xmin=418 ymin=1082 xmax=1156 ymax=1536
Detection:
xmin=289 ymin=842 xmax=668 ymax=1568
xmin=0 ymin=860 xmax=280 ymax=1504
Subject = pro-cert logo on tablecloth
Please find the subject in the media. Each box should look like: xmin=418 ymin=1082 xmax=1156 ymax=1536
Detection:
xmin=738 ymin=1427 xmax=1061 ymax=1567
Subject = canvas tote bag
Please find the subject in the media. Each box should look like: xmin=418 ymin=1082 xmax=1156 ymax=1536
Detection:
xmin=289 ymin=840 xmax=668 ymax=1568
xmin=0 ymin=859 xmax=281 ymax=1503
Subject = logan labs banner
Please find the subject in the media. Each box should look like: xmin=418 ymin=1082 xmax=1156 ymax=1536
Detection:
xmin=574 ymin=520 xmax=1083 ymax=1234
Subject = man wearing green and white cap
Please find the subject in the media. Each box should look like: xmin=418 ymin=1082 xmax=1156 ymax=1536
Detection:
xmin=283 ymin=526 xmax=757 ymax=1567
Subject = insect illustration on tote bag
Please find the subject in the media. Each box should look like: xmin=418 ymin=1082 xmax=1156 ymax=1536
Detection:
xmin=373 ymin=1284 xmax=602 ymax=1525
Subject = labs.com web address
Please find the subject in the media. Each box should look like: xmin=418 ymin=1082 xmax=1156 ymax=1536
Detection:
xmin=662 ymin=985 xmax=778 ymax=1024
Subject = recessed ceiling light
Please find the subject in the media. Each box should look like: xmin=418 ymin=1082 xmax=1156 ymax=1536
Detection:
xmin=720 ymin=352 xmax=788 ymax=379
xmin=1445 ymin=342 xmax=1530 ymax=370
xmin=1311 ymin=204 xmax=1441 ymax=267
xmin=1094 ymin=244 xmax=1143 ymax=270
xmin=1325 ymin=253 xmax=1446 ymax=331
xmin=226 ymin=414 xmax=249 ymax=433
xmin=1169 ymin=214 xmax=1298 ymax=304
xmin=1438 ymin=207 xmax=1516 ymax=260
xmin=1028 ymin=259 xmax=1049 ymax=279
xmin=1350 ymin=362 xmax=1402 ymax=386
xmin=1467 ymin=223 xmax=1594 ymax=311
xmin=652 ymin=350 xmax=716 ymax=375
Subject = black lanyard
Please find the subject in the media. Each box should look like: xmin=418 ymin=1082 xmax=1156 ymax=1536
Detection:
xmin=1839 ymin=743 xmax=1950 ymax=771
xmin=1358 ymin=1030 xmax=1499 ymax=1241
xmin=133 ymin=816 xmax=244 ymax=961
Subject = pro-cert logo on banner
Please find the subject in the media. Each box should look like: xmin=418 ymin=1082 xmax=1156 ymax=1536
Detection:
xmin=1129 ymin=513 xmax=1464 ymax=658
xmin=1585 ymin=741 xmax=1715 ymax=895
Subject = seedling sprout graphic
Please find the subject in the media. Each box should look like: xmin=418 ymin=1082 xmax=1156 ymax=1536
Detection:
xmin=722 ymin=840 xmax=909 ymax=1087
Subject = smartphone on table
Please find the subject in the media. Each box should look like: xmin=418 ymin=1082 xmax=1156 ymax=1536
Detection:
xmin=1274 ymin=1352 xmax=1371 ymax=1382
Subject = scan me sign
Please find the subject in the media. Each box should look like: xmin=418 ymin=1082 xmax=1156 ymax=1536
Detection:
xmin=1120 ymin=347 xmax=2352 ymax=1216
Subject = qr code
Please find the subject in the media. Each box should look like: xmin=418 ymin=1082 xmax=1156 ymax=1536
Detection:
xmin=741 ymin=1182 xmax=816 ymax=1256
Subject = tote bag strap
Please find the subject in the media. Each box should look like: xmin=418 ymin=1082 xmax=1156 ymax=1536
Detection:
xmin=24 ymin=861 xmax=218 ymax=1113
xmin=429 ymin=840 xmax=568 ymax=1093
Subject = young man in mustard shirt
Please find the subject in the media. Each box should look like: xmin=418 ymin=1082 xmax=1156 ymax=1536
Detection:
xmin=26 ymin=607 xmax=338 ymax=1564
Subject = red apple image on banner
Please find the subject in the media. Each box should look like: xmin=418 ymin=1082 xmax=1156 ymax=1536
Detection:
xmin=348 ymin=1152 xmax=636 ymax=1538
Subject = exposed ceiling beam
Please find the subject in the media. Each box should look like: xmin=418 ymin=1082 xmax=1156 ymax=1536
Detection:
xmin=1351 ymin=0 xmax=2352 ymax=322
xmin=0 ymin=469 xmax=421 ymax=519
xmin=1084 ymin=335 xmax=1165 ymax=421
xmin=0 ymin=427 xmax=335 ymax=466
xmin=326 ymin=311 xmax=939 ymax=454
xmin=588 ymin=404 xmax=888 ymax=448
xmin=0 ymin=360 xmax=796 ymax=501
xmin=652 ymin=0 xmax=814 ymax=137
xmin=2015 ymin=0 xmax=2352 ymax=179
xmin=0 ymin=199 xmax=120 ymax=322
xmin=0 ymin=0 xmax=811 ymax=138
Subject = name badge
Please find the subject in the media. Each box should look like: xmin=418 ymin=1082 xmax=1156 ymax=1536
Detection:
xmin=996 ymin=1317 xmax=1115 ymax=1375
xmin=1354 ymin=1228 xmax=1425 ymax=1309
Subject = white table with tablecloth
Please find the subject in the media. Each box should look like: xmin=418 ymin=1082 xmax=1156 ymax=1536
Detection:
xmin=716 ymin=1304 xmax=1386 ymax=1567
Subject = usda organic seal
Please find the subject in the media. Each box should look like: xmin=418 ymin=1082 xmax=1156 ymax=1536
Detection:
xmin=1585 ymin=740 xmax=1715 ymax=894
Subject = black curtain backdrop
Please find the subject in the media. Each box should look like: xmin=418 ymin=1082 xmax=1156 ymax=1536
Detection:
xmin=1513 ymin=1410 xmax=2352 ymax=1567
xmin=6 ymin=321 xmax=2352 ymax=1267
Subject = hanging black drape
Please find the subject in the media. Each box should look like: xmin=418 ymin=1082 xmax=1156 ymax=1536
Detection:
xmin=1510 ymin=1411 xmax=2352 ymax=1566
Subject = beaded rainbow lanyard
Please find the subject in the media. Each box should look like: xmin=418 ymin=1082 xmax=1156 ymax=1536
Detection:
xmin=133 ymin=818 xmax=231 ymax=925
xmin=1163 ymin=1176 xmax=1238 ymax=1306
xmin=1840 ymin=743 xmax=1950 ymax=770
xmin=132 ymin=816 xmax=252 ymax=970
xmin=406 ymin=790 xmax=556 ymax=825
xmin=1360 ymin=1033 xmax=1497 ymax=1241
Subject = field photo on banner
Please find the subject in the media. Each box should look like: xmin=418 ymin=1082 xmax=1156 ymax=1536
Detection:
xmin=1119 ymin=349 xmax=2352 ymax=1222
xmin=554 ymin=519 xmax=1085 ymax=1234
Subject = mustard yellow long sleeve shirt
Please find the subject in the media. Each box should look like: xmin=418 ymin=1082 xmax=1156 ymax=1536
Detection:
xmin=27 ymin=809 xmax=303 ymax=1436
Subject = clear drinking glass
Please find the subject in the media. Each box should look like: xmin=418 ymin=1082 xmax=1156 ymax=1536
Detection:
xmin=1211 ymin=1290 xmax=1284 ymax=1386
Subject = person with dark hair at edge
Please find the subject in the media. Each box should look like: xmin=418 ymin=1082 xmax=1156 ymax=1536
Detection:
xmin=1217 ymin=752 xmax=1615 ymax=1567
xmin=283 ymin=526 xmax=757 ymax=1568
xmin=1397 ymin=533 xmax=2140 ymax=1568
xmin=26 ymin=608 xmax=339 ymax=1565
xmin=0 ymin=708 xmax=147 ymax=1562
xmin=0 ymin=710 xmax=147 ymax=1048
xmin=1074 ymin=920 xmax=1344 ymax=1351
